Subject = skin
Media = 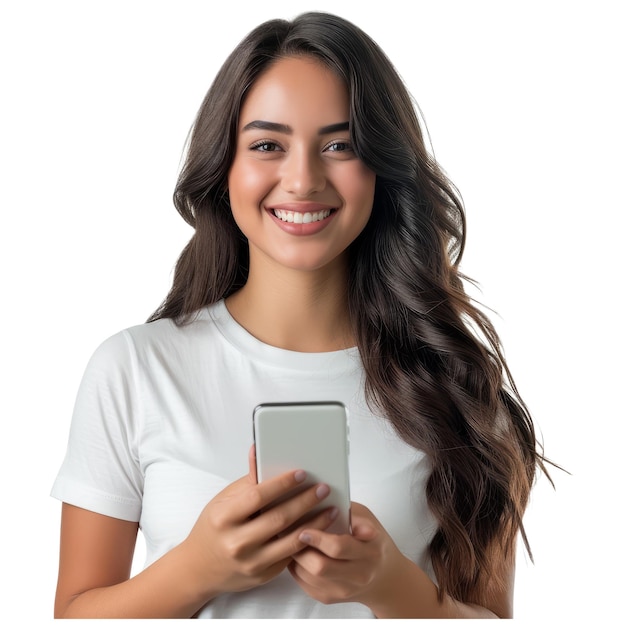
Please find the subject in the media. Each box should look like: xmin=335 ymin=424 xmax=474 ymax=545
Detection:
xmin=54 ymin=55 xmax=515 ymax=618
xmin=226 ymin=55 xmax=375 ymax=353
xmin=55 ymin=449 xmax=337 ymax=617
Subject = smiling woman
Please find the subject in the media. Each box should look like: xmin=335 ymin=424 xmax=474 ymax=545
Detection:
xmin=228 ymin=56 xmax=375 ymax=278
xmin=50 ymin=11 xmax=551 ymax=619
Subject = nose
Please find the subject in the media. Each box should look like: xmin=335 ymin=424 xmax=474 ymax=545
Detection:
xmin=280 ymin=147 xmax=326 ymax=197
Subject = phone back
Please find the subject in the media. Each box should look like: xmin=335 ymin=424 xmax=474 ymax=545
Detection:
xmin=253 ymin=401 xmax=351 ymax=534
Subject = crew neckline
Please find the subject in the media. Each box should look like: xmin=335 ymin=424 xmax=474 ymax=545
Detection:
xmin=203 ymin=300 xmax=360 ymax=373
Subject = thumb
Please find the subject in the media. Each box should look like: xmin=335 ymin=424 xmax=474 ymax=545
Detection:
xmin=248 ymin=444 xmax=258 ymax=484
xmin=351 ymin=521 xmax=378 ymax=542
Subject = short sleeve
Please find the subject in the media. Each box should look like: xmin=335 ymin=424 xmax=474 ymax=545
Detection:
xmin=51 ymin=330 xmax=143 ymax=522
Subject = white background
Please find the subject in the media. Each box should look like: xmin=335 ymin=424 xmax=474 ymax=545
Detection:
xmin=1 ymin=0 xmax=624 ymax=622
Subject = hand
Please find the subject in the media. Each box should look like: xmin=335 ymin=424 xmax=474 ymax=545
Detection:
xmin=288 ymin=502 xmax=410 ymax=609
xmin=182 ymin=446 xmax=338 ymax=599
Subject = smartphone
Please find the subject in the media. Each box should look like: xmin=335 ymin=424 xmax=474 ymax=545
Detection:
xmin=253 ymin=401 xmax=351 ymax=534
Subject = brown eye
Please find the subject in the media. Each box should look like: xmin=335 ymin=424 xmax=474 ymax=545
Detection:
xmin=325 ymin=140 xmax=353 ymax=153
xmin=250 ymin=140 xmax=281 ymax=152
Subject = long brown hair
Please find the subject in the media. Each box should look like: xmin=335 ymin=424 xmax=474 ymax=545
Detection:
xmin=149 ymin=12 xmax=551 ymax=605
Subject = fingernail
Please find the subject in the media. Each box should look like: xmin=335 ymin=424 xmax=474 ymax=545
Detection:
xmin=294 ymin=470 xmax=306 ymax=483
xmin=316 ymin=484 xmax=330 ymax=499
xmin=328 ymin=507 xmax=339 ymax=521
xmin=299 ymin=532 xmax=311 ymax=544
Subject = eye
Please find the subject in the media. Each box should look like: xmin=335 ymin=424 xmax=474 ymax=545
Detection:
xmin=324 ymin=140 xmax=354 ymax=154
xmin=249 ymin=140 xmax=283 ymax=153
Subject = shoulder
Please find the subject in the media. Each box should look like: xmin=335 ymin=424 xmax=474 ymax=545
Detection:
xmin=70 ymin=305 xmax=223 ymax=428
xmin=85 ymin=302 xmax=229 ymax=378
xmin=105 ymin=303 xmax=221 ymax=355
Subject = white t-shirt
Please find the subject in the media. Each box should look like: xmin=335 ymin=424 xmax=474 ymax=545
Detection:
xmin=51 ymin=300 xmax=438 ymax=618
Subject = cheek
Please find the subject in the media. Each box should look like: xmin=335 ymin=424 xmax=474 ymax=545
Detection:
xmin=227 ymin=160 xmax=272 ymax=207
xmin=345 ymin=168 xmax=376 ymax=219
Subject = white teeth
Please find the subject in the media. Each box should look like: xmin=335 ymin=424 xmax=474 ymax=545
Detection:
xmin=273 ymin=209 xmax=332 ymax=224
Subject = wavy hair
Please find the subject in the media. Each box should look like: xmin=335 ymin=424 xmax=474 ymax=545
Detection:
xmin=149 ymin=12 xmax=550 ymax=606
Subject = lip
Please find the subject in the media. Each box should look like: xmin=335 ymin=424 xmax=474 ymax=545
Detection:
xmin=265 ymin=202 xmax=338 ymax=236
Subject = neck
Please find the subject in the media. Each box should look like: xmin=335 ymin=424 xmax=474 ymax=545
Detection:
xmin=225 ymin=255 xmax=353 ymax=353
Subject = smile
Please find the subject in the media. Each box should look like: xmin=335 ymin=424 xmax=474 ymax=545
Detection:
xmin=272 ymin=209 xmax=334 ymax=224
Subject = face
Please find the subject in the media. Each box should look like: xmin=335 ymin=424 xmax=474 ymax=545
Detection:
xmin=227 ymin=56 xmax=376 ymax=274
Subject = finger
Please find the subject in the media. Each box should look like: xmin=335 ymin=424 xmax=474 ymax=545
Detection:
xmin=350 ymin=522 xmax=378 ymax=542
xmin=289 ymin=552 xmax=336 ymax=591
xmin=296 ymin=523 xmax=378 ymax=559
xmin=288 ymin=557 xmax=326 ymax=594
xmin=231 ymin=469 xmax=308 ymax=520
xmin=247 ymin=481 xmax=332 ymax=538
xmin=348 ymin=502 xmax=381 ymax=540
xmin=291 ymin=502 xmax=339 ymax=537
xmin=289 ymin=545 xmax=348 ymax=591
xmin=296 ymin=529 xmax=353 ymax=560
xmin=256 ymin=505 xmax=339 ymax=566
xmin=248 ymin=444 xmax=257 ymax=484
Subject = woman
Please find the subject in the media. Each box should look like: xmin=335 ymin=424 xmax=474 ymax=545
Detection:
xmin=52 ymin=11 xmax=549 ymax=618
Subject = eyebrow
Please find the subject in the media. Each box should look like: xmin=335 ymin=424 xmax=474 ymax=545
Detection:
xmin=241 ymin=120 xmax=350 ymax=135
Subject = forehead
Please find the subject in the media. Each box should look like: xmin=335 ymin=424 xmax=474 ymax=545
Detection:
xmin=239 ymin=56 xmax=349 ymax=128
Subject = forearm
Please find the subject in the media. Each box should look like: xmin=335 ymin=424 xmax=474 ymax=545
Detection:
xmin=59 ymin=540 xmax=212 ymax=619
xmin=367 ymin=557 xmax=501 ymax=619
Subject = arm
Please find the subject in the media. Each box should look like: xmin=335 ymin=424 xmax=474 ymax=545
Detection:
xmin=54 ymin=451 xmax=338 ymax=618
xmin=54 ymin=504 xmax=208 ymax=618
xmin=365 ymin=547 xmax=513 ymax=619
xmin=290 ymin=502 xmax=514 ymax=618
